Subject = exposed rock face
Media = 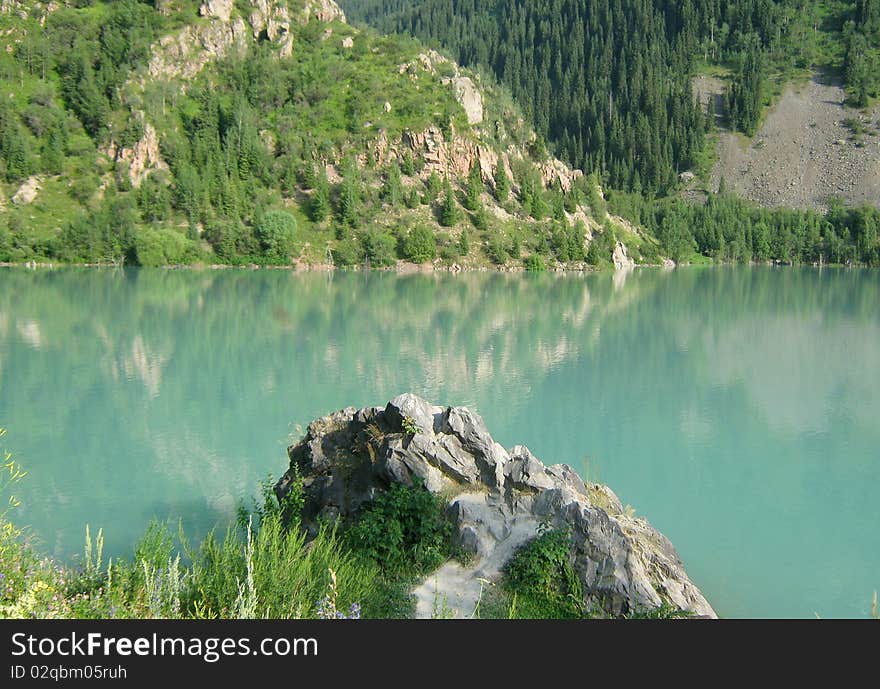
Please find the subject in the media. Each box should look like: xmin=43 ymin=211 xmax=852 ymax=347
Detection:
xmin=398 ymin=126 xmax=504 ymax=182
xmin=276 ymin=394 xmax=716 ymax=619
xmin=11 ymin=176 xmax=40 ymax=205
xmin=105 ymin=122 xmax=169 ymax=188
xmin=613 ymin=241 xmax=636 ymax=271
xmin=537 ymin=157 xmax=584 ymax=193
xmin=200 ymin=0 xmax=233 ymax=22
xmin=300 ymin=0 xmax=346 ymax=24
xmin=451 ymin=76 xmax=483 ymax=125
xmin=147 ymin=0 xmax=346 ymax=83
xmin=148 ymin=15 xmax=250 ymax=82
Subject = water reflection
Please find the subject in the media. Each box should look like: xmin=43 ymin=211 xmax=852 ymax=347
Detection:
xmin=0 ymin=265 xmax=878 ymax=617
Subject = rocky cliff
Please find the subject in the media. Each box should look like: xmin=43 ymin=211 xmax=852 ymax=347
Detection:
xmin=276 ymin=394 xmax=716 ymax=618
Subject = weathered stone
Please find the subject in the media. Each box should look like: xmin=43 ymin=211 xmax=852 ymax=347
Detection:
xmin=451 ymin=76 xmax=483 ymax=125
xmin=200 ymin=0 xmax=233 ymax=22
xmin=11 ymin=175 xmax=40 ymax=205
xmin=276 ymin=395 xmax=716 ymax=619
xmin=612 ymin=240 xmax=636 ymax=271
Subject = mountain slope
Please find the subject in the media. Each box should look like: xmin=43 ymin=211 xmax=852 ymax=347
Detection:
xmin=0 ymin=0 xmax=649 ymax=269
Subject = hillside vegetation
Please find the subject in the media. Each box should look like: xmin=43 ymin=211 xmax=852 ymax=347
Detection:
xmin=1 ymin=0 xmax=877 ymax=268
xmin=342 ymin=1 xmax=880 ymax=181
xmin=342 ymin=0 xmax=880 ymax=265
xmin=0 ymin=0 xmax=649 ymax=269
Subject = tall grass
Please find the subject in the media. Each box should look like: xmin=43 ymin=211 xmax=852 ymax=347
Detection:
xmin=0 ymin=437 xmax=377 ymax=619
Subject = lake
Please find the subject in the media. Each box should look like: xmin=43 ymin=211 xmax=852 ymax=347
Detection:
xmin=1 ymin=265 xmax=878 ymax=618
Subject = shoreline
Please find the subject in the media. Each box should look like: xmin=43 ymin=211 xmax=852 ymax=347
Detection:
xmin=0 ymin=259 xmax=867 ymax=272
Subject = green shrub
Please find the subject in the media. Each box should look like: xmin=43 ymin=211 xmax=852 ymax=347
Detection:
xmin=487 ymin=231 xmax=509 ymax=264
xmin=362 ymin=229 xmax=397 ymax=267
xmin=345 ymin=481 xmax=452 ymax=578
xmin=501 ymin=526 xmax=583 ymax=619
xmin=524 ymin=254 xmax=546 ymax=272
xmin=401 ymin=224 xmax=436 ymax=263
xmin=332 ymin=237 xmax=365 ymax=267
xmin=255 ymin=210 xmax=297 ymax=263
xmin=134 ymin=228 xmax=196 ymax=267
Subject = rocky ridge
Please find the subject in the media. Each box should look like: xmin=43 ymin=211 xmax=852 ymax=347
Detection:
xmin=276 ymin=394 xmax=716 ymax=618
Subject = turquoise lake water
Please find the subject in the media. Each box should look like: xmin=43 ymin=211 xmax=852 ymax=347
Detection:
xmin=1 ymin=265 xmax=878 ymax=618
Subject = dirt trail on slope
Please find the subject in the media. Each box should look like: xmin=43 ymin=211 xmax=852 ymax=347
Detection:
xmin=702 ymin=74 xmax=880 ymax=211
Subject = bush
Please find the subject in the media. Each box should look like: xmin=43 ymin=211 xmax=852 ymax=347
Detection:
xmin=255 ymin=210 xmax=297 ymax=263
xmin=362 ymin=229 xmax=397 ymax=267
xmin=487 ymin=231 xmax=509 ymax=265
xmin=501 ymin=526 xmax=583 ymax=619
xmin=332 ymin=237 xmax=365 ymax=267
xmin=345 ymin=482 xmax=453 ymax=578
xmin=134 ymin=228 xmax=197 ymax=267
xmin=524 ymin=254 xmax=546 ymax=272
xmin=401 ymin=224 xmax=436 ymax=263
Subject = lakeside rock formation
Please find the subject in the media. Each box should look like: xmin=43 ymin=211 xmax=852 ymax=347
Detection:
xmin=276 ymin=393 xmax=716 ymax=618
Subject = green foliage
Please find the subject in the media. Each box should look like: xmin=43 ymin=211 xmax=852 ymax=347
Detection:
xmin=255 ymin=210 xmax=297 ymax=263
xmin=524 ymin=254 xmax=546 ymax=272
xmin=501 ymin=526 xmax=583 ymax=619
xmin=439 ymin=179 xmax=460 ymax=227
xmin=362 ymin=228 xmax=397 ymax=267
xmin=332 ymin=236 xmax=366 ymax=267
xmin=338 ymin=160 xmax=362 ymax=227
xmin=486 ymin=229 xmax=509 ymax=265
xmin=464 ymin=161 xmax=483 ymax=211
xmin=493 ymin=161 xmax=510 ymax=203
xmin=345 ymin=481 xmax=453 ymax=578
xmin=638 ymin=193 xmax=880 ymax=266
xmin=726 ymin=43 xmax=764 ymax=135
xmin=423 ymin=171 xmax=442 ymax=205
xmin=1 ymin=462 xmax=375 ymax=619
xmin=587 ymin=226 xmax=615 ymax=266
xmin=134 ymin=227 xmax=197 ymax=267
xmin=382 ymin=162 xmax=403 ymax=208
xmin=458 ymin=228 xmax=470 ymax=256
xmin=401 ymin=224 xmax=436 ymax=263
xmin=309 ymin=168 xmax=332 ymax=222
xmin=550 ymin=221 xmax=585 ymax=262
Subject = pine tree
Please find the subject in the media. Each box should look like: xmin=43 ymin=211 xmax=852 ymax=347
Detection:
xmin=440 ymin=179 xmax=460 ymax=227
xmin=494 ymin=161 xmax=509 ymax=203
xmin=310 ymin=167 xmax=331 ymax=222
xmin=338 ymin=160 xmax=361 ymax=227
xmin=383 ymin=162 xmax=402 ymax=207
xmin=465 ymin=160 xmax=483 ymax=211
xmin=423 ymin=171 xmax=442 ymax=205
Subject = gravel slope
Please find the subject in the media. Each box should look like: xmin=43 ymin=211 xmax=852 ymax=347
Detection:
xmin=701 ymin=74 xmax=880 ymax=211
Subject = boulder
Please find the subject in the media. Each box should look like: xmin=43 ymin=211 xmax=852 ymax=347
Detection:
xmin=276 ymin=394 xmax=716 ymax=619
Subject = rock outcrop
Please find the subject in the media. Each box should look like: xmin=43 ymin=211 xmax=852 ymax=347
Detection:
xmin=11 ymin=175 xmax=40 ymax=205
xmin=105 ymin=122 xmax=169 ymax=188
xmin=276 ymin=394 xmax=716 ymax=619
xmin=612 ymin=241 xmax=636 ymax=271
xmin=451 ymin=76 xmax=483 ymax=125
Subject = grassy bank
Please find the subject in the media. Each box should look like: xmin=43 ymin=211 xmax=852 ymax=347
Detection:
xmin=0 ymin=431 xmax=460 ymax=619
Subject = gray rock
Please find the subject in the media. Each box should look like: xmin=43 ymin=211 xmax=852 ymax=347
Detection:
xmin=276 ymin=395 xmax=716 ymax=619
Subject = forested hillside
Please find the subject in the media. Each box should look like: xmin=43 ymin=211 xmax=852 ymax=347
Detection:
xmin=1 ymin=0 xmax=877 ymax=268
xmin=341 ymin=1 xmax=879 ymax=186
xmin=342 ymin=0 xmax=880 ymax=264
xmin=0 ymin=0 xmax=644 ymax=269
